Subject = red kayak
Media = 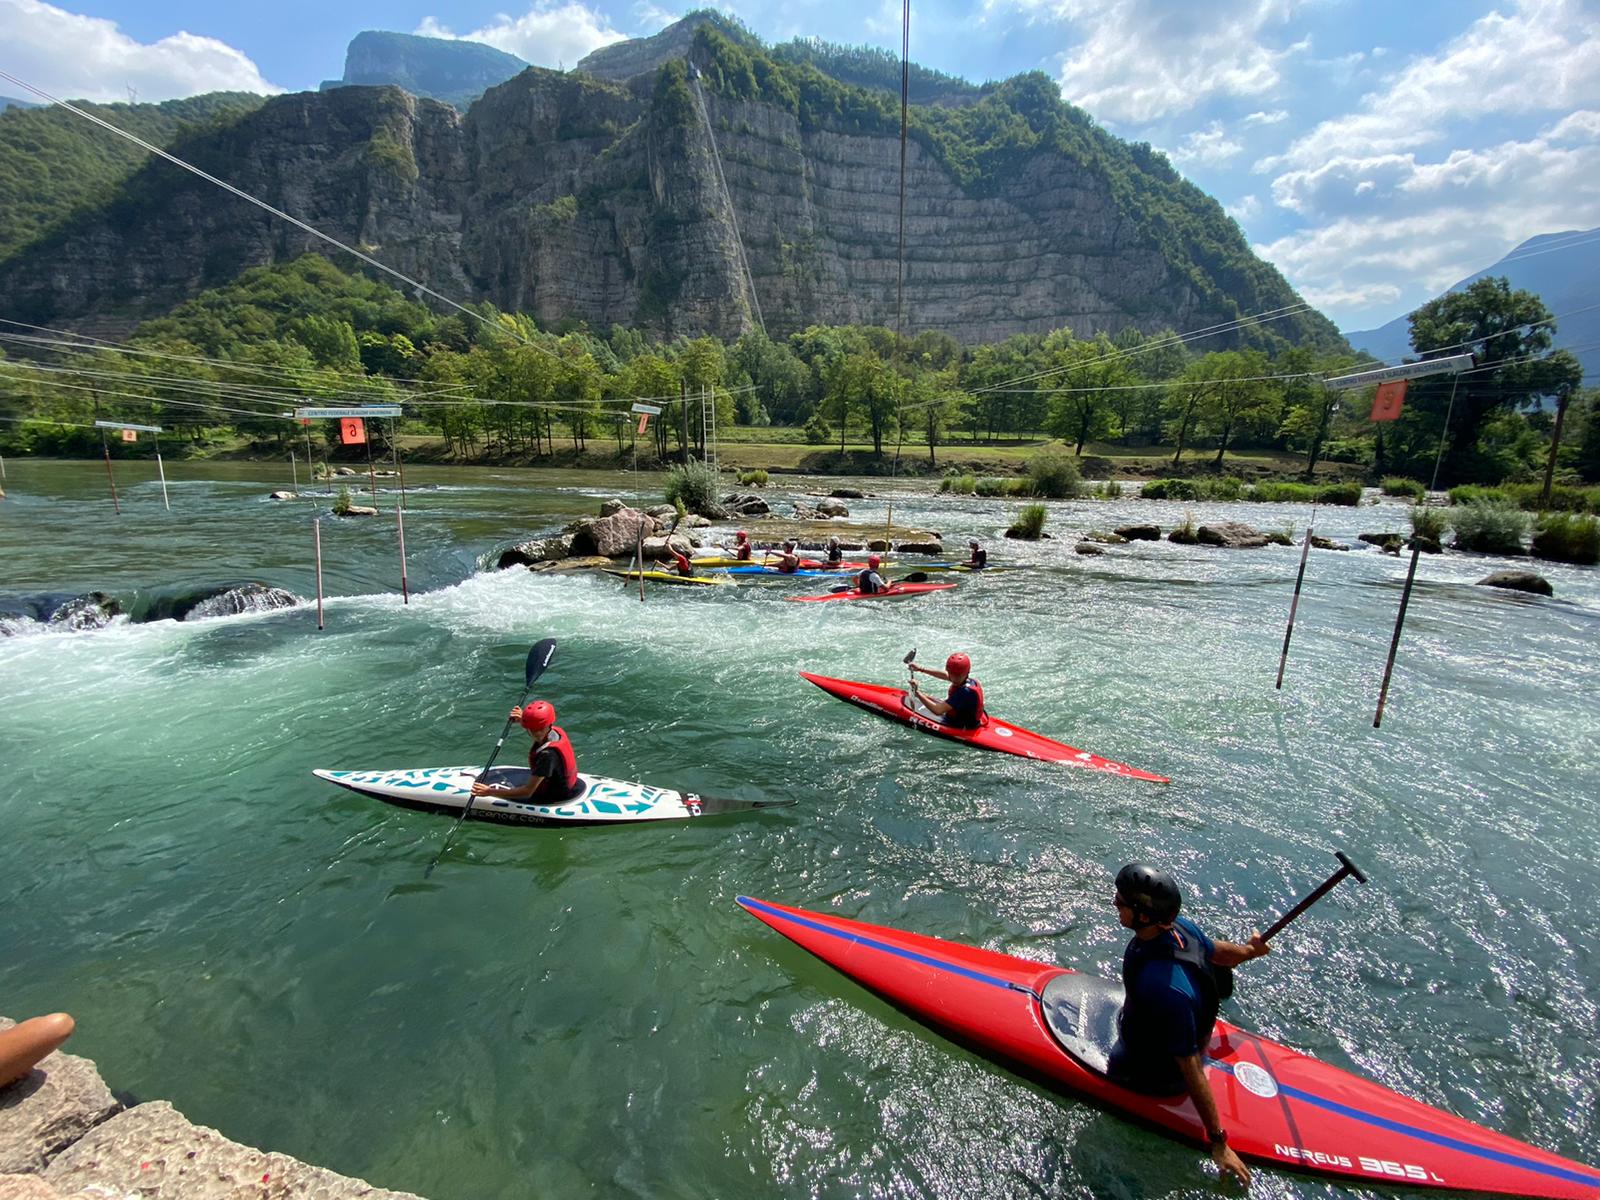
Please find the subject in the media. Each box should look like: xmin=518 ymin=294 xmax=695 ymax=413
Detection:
xmin=738 ymin=896 xmax=1600 ymax=1199
xmin=799 ymin=671 xmax=1169 ymax=782
xmin=787 ymin=582 xmax=956 ymax=603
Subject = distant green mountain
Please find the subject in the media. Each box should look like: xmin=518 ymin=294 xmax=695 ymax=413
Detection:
xmin=2 ymin=96 xmax=42 ymax=112
xmin=1344 ymin=228 xmax=1600 ymax=380
xmin=0 ymin=92 xmax=265 ymax=264
xmin=320 ymin=30 xmax=529 ymax=109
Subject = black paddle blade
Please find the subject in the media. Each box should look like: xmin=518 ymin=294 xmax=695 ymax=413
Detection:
xmin=1335 ymin=850 xmax=1369 ymax=884
xmin=903 ymin=647 xmax=917 ymax=664
xmin=525 ymin=638 xmax=557 ymax=686
xmin=900 ymin=572 xmax=929 ymax=584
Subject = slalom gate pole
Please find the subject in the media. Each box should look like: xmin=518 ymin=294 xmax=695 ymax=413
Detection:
xmin=99 ymin=429 xmax=120 ymax=514
xmin=1373 ymin=543 xmax=1422 ymax=728
xmin=154 ymin=435 xmax=170 ymax=511
xmin=303 ymin=422 xmax=316 ymax=490
xmin=290 ymin=451 xmax=299 ymax=495
xmin=314 ymin=516 xmax=326 ymax=631
xmin=396 ymin=503 xmax=409 ymax=604
xmin=390 ymin=419 xmax=407 ymax=510
xmin=1 ymin=453 xmax=7 ymax=479
xmin=1275 ymin=501 xmax=1317 ymax=690
xmin=364 ymin=437 xmax=377 ymax=505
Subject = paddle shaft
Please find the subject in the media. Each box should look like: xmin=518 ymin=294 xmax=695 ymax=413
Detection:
xmin=425 ymin=640 xmax=555 ymax=876
xmin=1261 ymin=851 xmax=1368 ymax=943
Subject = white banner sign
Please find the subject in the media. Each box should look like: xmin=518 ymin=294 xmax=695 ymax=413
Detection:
xmin=93 ymin=420 xmax=163 ymax=433
xmin=1324 ymin=354 xmax=1475 ymax=391
xmin=630 ymin=402 xmax=663 ymax=415
xmin=294 ymin=406 xmax=403 ymax=419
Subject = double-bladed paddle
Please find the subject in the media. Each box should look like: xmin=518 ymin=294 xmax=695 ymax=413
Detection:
xmin=424 ymin=637 xmax=557 ymax=877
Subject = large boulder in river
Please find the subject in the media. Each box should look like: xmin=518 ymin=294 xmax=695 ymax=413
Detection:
xmin=1074 ymin=541 xmax=1105 ymax=556
xmin=829 ymin=488 xmax=866 ymax=499
xmin=569 ymin=508 xmax=656 ymax=557
xmin=1311 ymin=535 xmax=1351 ymax=551
xmin=48 ymin=592 xmax=122 ymax=631
xmin=816 ymin=498 xmax=850 ymax=517
xmin=1476 ymin=571 xmax=1553 ymax=597
xmin=181 ymin=584 xmax=299 ymax=620
xmin=599 ymin=498 xmax=629 ymax=517
xmin=496 ymin=535 xmax=572 ymax=569
xmin=1115 ymin=523 xmax=1160 ymax=541
xmin=1196 ymin=521 xmax=1268 ymax=548
xmin=642 ymin=535 xmax=695 ymax=561
xmin=722 ymin=492 xmax=770 ymax=516
xmin=892 ymin=540 xmax=944 ymax=555
xmin=1359 ymin=532 xmax=1404 ymax=552
xmin=1083 ymin=530 xmax=1128 ymax=545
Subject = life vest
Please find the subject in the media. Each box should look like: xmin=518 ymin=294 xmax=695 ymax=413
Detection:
xmin=672 ymin=551 xmax=692 ymax=576
xmin=735 ymin=543 xmax=752 ymax=560
xmin=530 ymin=726 xmax=580 ymax=797
xmin=947 ymin=676 xmax=986 ymax=726
xmin=1125 ymin=920 xmax=1226 ymax=1042
xmin=856 ymin=568 xmax=883 ymax=594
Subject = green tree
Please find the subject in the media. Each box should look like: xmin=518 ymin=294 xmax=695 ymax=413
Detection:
xmin=1193 ymin=349 xmax=1279 ymax=468
xmin=1044 ymin=336 xmax=1131 ymax=454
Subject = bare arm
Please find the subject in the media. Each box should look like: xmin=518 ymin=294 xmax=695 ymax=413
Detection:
xmin=1210 ymin=935 xmax=1270 ymax=968
xmin=1176 ymin=1053 xmax=1251 ymax=1186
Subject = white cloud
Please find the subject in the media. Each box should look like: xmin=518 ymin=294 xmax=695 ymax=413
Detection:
xmin=982 ymin=0 xmax=1303 ymax=124
xmin=0 ymin=0 xmax=281 ymax=103
xmin=1171 ymin=121 xmax=1245 ymax=167
xmin=630 ymin=1 xmax=682 ymax=33
xmin=1264 ymin=0 xmax=1600 ymax=172
xmin=1226 ymin=194 xmax=1262 ymax=221
xmin=417 ymin=3 xmax=629 ymax=70
xmin=1244 ymin=109 xmax=1288 ymax=125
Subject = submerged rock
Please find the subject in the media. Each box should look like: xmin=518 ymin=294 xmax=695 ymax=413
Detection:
xmin=495 ymin=535 xmax=573 ymax=569
xmin=1310 ymin=535 xmax=1351 ymax=551
xmin=1476 ymin=571 xmax=1552 ymax=597
xmin=1168 ymin=526 xmax=1199 ymax=545
xmin=1074 ymin=541 xmax=1105 ymax=555
xmin=1082 ymin=530 xmax=1128 ymax=544
xmin=182 ymin=584 xmax=299 ymax=620
xmin=1359 ymin=532 xmax=1404 ymax=553
xmin=48 ymin=593 xmax=122 ymax=631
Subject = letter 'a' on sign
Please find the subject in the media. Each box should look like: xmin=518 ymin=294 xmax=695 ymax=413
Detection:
xmin=121 ymin=428 xmax=138 ymax=442
xmin=1371 ymin=380 xmax=1407 ymax=422
xmin=637 ymin=413 xmax=650 ymax=435
xmin=340 ymin=417 xmax=367 ymax=445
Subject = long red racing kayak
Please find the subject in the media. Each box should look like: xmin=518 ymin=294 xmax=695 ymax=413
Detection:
xmin=737 ymin=896 xmax=1600 ymax=1199
xmin=787 ymin=582 xmax=956 ymax=603
xmin=799 ymin=671 xmax=1168 ymax=782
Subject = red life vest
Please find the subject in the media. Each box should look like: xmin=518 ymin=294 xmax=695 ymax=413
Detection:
xmin=529 ymin=726 xmax=581 ymax=797
xmin=735 ymin=543 xmax=752 ymax=560
xmin=672 ymin=550 xmax=692 ymax=576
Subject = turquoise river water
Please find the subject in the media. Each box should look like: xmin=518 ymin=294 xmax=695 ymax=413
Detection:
xmin=1 ymin=459 xmax=1597 ymax=1199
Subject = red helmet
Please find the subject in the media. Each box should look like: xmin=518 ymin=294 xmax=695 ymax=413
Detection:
xmin=945 ymin=652 xmax=971 ymax=677
xmin=736 ymin=530 xmax=748 ymax=539
xmin=520 ymin=701 xmax=556 ymax=732
xmin=868 ymin=554 xmax=882 ymax=567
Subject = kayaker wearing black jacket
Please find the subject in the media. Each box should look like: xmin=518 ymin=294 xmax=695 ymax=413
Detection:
xmin=856 ymin=554 xmax=887 ymax=594
xmin=909 ymin=652 xmax=984 ymax=729
xmin=825 ymin=536 xmax=844 ymax=565
xmin=469 ymin=701 xmax=584 ymax=803
xmin=1110 ymin=863 xmax=1269 ymax=1187
xmin=964 ymin=540 xmax=987 ymax=569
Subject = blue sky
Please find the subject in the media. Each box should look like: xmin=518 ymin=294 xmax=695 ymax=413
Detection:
xmin=4 ymin=0 xmax=1599 ymax=335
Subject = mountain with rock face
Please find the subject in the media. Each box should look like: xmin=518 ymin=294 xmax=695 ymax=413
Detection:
xmin=319 ymin=31 xmax=529 ymax=110
xmin=0 ymin=20 xmax=1343 ymax=352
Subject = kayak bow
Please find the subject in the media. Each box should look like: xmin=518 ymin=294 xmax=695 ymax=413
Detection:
xmin=737 ymin=896 xmax=1600 ymax=1199
xmin=787 ymin=582 xmax=957 ymax=603
xmin=799 ymin=671 xmax=1168 ymax=782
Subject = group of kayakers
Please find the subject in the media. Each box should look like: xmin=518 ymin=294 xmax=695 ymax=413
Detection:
xmin=664 ymin=531 xmax=989 ymax=594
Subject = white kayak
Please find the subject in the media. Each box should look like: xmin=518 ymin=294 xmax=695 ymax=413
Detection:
xmin=313 ymin=766 xmax=788 ymax=825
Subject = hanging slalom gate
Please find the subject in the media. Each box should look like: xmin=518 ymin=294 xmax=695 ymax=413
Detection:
xmin=92 ymin=420 xmax=169 ymax=511
xmin=1274 ymin=353 xmax=1475 ymax=724
xmin=295 ymin=404 xmax=408 ymax=620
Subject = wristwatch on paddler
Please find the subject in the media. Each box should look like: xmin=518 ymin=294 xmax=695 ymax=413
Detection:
xmin=1207 ymin=1129 xmax=1228 ymax=1150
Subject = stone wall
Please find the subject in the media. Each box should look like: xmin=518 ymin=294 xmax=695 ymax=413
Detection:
xmin=0 ymin=1017 xmax=424 ymax=1200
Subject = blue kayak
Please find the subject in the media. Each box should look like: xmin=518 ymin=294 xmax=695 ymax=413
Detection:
xmin=714 ymin=565 xmax=855 ymax=577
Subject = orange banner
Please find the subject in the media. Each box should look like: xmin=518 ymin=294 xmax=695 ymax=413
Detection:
xmin=1371 ymin=380 xmax=1407 ymax=422
xmin=637 ymin=413 xmax=650 ymax=435
xmin=120 ymin=428 xmax=138 ymax=442
xmin=340 ymin=417 xmax=367 ymax=445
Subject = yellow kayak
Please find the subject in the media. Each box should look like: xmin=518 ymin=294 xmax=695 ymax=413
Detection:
xmin=603 ymin=570 xmax=735 ymax=587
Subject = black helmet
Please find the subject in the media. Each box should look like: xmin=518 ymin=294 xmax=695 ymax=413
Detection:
xmin=1115 ymin=862 xmax=1181 ymax=924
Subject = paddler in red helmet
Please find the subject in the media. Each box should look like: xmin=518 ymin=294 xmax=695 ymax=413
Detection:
xmin=468 ymin=700 xmax=584 ymax=803
xmin=670 ymin=546 xmax=695 ymax=578
xmin=1109 ymin=863 xmax=1269 ymax=1186
xmin=733 ymin=530 xmax=753 ymax=561
xmin=909 ymin=652 xmax=985 ymax=729
xmin=855 ymin=554 xmax=887 ymax=595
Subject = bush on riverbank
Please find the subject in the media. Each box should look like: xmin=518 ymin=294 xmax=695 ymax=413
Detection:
xmin=333 ymin=485 xmax=352 ymax=516
xmin=1451 ymin=498 xmax=1530 ymax=553
xmin=1382 ymin=477 xmax=1426 ymax=500
xmin=975 ymin=476 xmax=1024 ymax=497
xmin=737 ymin=469 xmax=768 ymax=486
xmin=664 ymin=457 xmax=720 ymax=515
xmin=1449 ymin=482 xmax=1600 ymax=513
xmin=1141 ymin=478 xmax=1201 ymax=500
xmin=1531 ymin=513 xmax=1600 ymax=563
xmin=939 ymin=472 xmax=977 ymax=494
xmin=1025 ymin=452 xmax=1082 ymax=499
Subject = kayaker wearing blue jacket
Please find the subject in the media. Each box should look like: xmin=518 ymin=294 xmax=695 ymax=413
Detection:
xmin=856 ymin=555 xmax=886 ymax=594
xmin=1110 ymin=862 xmax=1268 ymax=1187
xmin=908 ymin=652 xmax=985 ymax=729
xmin=469 ymin=701 xmax=584 ymax=802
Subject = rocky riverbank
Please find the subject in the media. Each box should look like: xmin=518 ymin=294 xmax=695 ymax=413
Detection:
xmin=0 ymin=1017 xmax=422 ymax=1200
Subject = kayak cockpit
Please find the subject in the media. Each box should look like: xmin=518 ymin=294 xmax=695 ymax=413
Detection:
xmin=1040 ymin=973 xmax=1185 ymax=1097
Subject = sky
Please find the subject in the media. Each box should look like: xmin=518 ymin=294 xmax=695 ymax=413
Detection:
xmin=3 ymin=0 xmax=1599 ymax=335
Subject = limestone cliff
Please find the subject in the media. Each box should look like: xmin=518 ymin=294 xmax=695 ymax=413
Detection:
xmin=0 ymin=43 xmax=1343 ymax=350
xmin=319 ymin=31 xmax=529 ymax=110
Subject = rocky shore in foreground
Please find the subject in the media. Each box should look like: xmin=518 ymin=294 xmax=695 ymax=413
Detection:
xmin=0 ymin=1017 xmax=421 ymax=1200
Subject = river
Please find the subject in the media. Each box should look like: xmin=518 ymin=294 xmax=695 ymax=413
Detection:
xmin=2 ymin=459 xmax=1596 ymax=1199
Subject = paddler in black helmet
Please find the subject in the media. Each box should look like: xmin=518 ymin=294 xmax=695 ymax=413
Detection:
xmin=908 ymin=652 xmax=984 ymax=729
xmin=1110 ymin=863 xmax=1269 ymax=1186
xmin=469 ymin=701 xmax=584 ymax=803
